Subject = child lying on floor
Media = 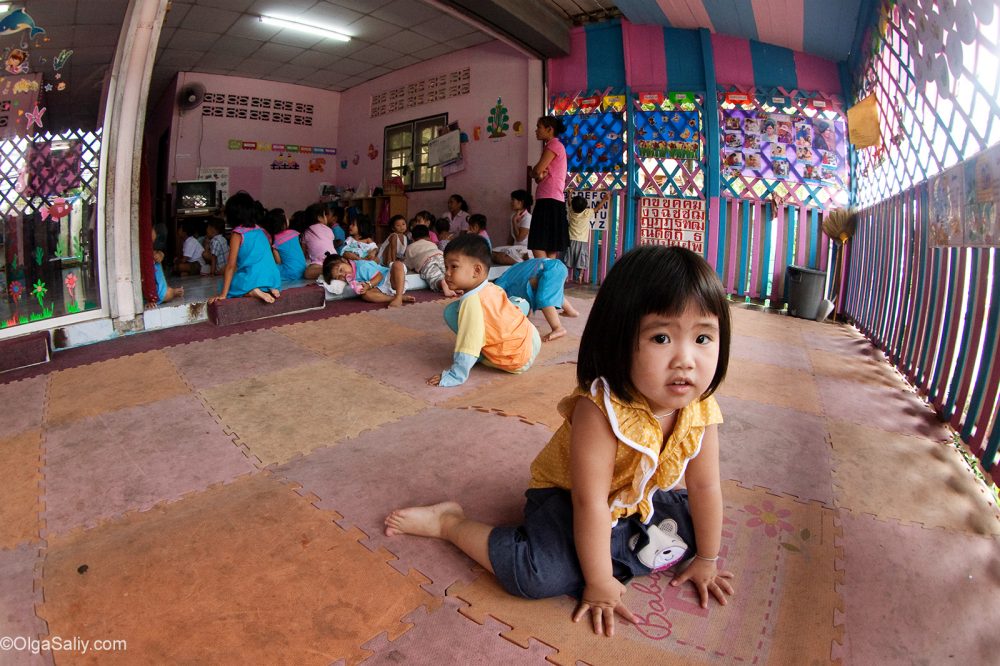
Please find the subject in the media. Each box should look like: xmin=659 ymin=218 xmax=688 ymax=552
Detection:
xmin=386 ymin=245 xmax=735 ymax=637
xmin=322 ymin=254 xmax=415 ymax=308
xmin=403 ymin=223 xmax=460 ymax=297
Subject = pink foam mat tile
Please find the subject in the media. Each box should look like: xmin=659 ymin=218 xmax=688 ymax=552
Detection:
xmin=730 ymin=334 xmax=813 ymax=372
xmin=838 ymin=512 xmax=1000 ymax=664
xmin=275 ymin=311 xmax=426 ymax=358
xmin=0 ymin=375 xmax=48 ymax=438
xmin=42 ymin=394 xmax=258 ymax=535
xmin=369 ymin=299 xmax=450 ymax=332
xmin=716 ymin=395 xmax=834 ymax=505
xmin=164 ymin=328 xmax=322 ymax=390
xmin=361 ymin=597 xmax=557 ymax=664
xmin=717 ymin=358 xmax=822 ymax=415
xmin=272 ymin=408 xmax=552 ymax=596
xmin=816 ymin=376 xmax=950 ymax=439
xmin=0 ymin=545 xmax=52 ymax=664
xmin=336 ymin=334 xmax=510 ymax=405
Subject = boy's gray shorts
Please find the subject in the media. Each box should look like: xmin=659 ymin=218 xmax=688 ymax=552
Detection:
xmin=487 ymin=487 xmax=697 ymax=600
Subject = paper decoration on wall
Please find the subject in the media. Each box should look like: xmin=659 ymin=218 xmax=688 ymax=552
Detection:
xmin=227 ymin=139 xmax=336 ymax=154
xmin=308 ymin=157 xmax=325 ymax=172
xmin=512 ymin=121 xmax=523 ymax=136
xmin=53 ymin=49 xmax=72 ymax=71
xmin=638 ymin=197 xmax=706 ymax=252
xmin=929 ymin=141 xmax=1000 ymax=247
xmin=24 ymin=103 xmax=44 ymax=131
xmin=635 ymin=109 xmax=701 ymax=160
xmin=340 ymin=160 xmax=348 ymax=169
xmin=270 ymin=154 xmax=299 ymax=170
xmin=638 ymin=92 xmax=665 ymax=110
xmin=847 ymin=93 xmax=880 ymax=149
xmin=560 ymin=111 xmax=626 ymax=172
xmin=31 ymin=279 xmax=46 ymax=308
xmin=65 ymin=273 xmax=76 ymax=300
xmin=5 ymin=48 xmax=28 ymax=74
xmin=40 ymin=197 xmax=70 ymax=221
xmin=352 ymin=152 xmax=360 ymax=165
xmin=0 ymin=9 xmax=45 ymax=38
xmin=367 ymin=143 xmax=378 ymax=160
xmin=473 ymin=126 xmax=481 ymax=140
xmin=603 ymin=95 xmax=626 ymax=112
xmin=487 ymin=97 xmax=509 ymax=138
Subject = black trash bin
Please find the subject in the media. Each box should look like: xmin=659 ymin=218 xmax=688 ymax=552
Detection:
xmin=785 ymin=265 xmax=826 ymax=319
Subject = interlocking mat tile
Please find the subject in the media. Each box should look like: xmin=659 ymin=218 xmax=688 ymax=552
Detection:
xmin=838 ymin=511 xmax=1000 ymax=664
xmin=336 ymin=334 xmax=509 ymax=405
xmin=39 ymin=475 xmax=439 ymax=664
xmin=273 ymin=408 xmax=551 ymax=596
xmin=729 ymin=334 xmax=813 ymax=372
xmin=817 ymin=377 xmax=950 ymax=439
xmin=165 ymin=329 xmax=321 ymax=390
xmin=0 ymin=376 xmax=47 ymax=438
xmin=45 ymin=352 xmax=189 ymax=426
xmin=807 ymin=347 xmax=902 ymax=388
xmin=717 ymin=396 xmax=834 ymax=505
xmin=42 ymin=395 xmax=257 ymax=535
xmin=370 ymin=299 xmax=450 ymax=335
xmin=276 ymin=312 xmax=424 ymax=358
xmin=200 ymin=360 xmax=425 ymax=466
xmin=449 ymin=482 xmax=841 ymax=666
xmin=443 ymin=363 xmax=579 ymax=430
xmin=361 ymin=597 xmax=557 ymax=664
xmin=717 ymin=358 xmax=822 ymax=415
xmin=0 ymin=429 xmax=42 ymax=549
xmin=730 ymin=308 xmax=805 ymax=344
xmin=829 ymin=420 xmax=1000 ymax=534
xmin=0 ymin=544 xmax=47 ymax=661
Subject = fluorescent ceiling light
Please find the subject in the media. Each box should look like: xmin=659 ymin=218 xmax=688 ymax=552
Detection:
xmin=259 ymin=15 xmax=351 ymax=42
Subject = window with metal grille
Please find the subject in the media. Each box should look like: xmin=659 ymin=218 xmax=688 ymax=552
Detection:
xmin=383 ymin=114 xmax=448 ymax=191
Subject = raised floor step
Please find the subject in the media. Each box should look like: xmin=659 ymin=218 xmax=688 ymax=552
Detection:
xmin=207 ymin=285 xmax=326 ymax=327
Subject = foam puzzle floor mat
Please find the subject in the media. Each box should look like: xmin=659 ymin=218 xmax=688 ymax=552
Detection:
xmin=3 ymin=302 xmax=998 ymax=663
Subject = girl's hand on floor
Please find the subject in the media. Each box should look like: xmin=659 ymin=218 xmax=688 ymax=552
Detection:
xmin=670 ymin=558 xmax=735 ymax=609
xmin=426 ymin=374 xmax=442 ymax=386
xmin=572 ymin=578 xmax=636 ymax=637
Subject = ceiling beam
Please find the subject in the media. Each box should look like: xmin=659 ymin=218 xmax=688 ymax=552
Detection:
xmin=433 ymin=0 xmax=571 ymax=58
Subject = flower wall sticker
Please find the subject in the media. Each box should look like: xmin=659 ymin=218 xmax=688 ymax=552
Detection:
xmin=25 ymin=104 xmax=44 ymax=132
xmin=32 ymin=279 xmax=47 ymax=309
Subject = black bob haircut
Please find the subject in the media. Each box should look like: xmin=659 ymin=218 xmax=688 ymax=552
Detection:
xmin=577 ymin=245 xmax=730 ymax=403
xmin=224 ymin=191 xmax=262 ymax=229
xmin=443 ymin=233 xmax=491 ymax=269
xmin=321 ymin=253 xmax=345 ymax=283
xmin=411 ymin=223 xmax=430 ymax=240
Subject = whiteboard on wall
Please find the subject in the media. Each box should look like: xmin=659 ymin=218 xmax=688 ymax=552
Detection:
xmin=427 ymin=130 xmax=461 ymax=166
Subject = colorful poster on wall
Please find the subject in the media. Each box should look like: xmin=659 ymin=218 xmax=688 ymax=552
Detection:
xmin=930 ymin=142 xmax=1000 ymax=247
xmin=720 ymin=108 xmax=847 ymax=190
xmin=567 ymin=189 xmax=611 ymax=231
xmin=560 ymin=112 xmax=625 ymax=173
xmin=638 ymin=197 xmax=706 ymax=252
xmin=635 ymin=109 xmax=701 ymax=160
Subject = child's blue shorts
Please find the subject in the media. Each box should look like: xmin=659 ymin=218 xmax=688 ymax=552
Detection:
xmin=487 ymin=487 xmax=697 ymax=599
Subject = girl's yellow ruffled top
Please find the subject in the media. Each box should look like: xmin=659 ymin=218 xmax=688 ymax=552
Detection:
xmin=530 ymin=377 xmax=723 ymax=524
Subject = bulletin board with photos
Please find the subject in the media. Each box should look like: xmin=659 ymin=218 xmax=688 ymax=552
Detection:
xmin=719 ymin=88 xmax=849 ymax=210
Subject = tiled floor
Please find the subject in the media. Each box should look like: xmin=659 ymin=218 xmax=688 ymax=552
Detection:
xmin=1 ymin=294 xmax=998 ymax=664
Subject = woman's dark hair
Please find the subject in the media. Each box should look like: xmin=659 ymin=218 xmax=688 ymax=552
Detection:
xmin=321 ymin=253 xmax=346 ymax=283
xmin=354 ymin=214 xmax=374 ymax=239
xmin=411 ymin=223 xmax=430 ymax=240
xmin=511 ymin=189 xmax=533 ymax=211
xmin=443 ymin=233 xmax=491 ymax=269
xmin=448 ymin=194 xmax=468 ymax=212
xmin=434 ymin=217 xmax=451 ymax=234
xmin=263 ymin=208 xmax=287 ymax=236
xmin=537 ymin=115 xmax=565 ymax=136
xmin=224 ymin=191 xmax=262 ymax=228
xmin=577 ymin=245 xmax=730 ymax=403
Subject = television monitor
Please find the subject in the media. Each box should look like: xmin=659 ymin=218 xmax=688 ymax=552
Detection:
xmin=174 ymin=180 xmax=217 ymax=215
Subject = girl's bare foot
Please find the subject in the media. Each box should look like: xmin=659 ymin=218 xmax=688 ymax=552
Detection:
xmin=384 ymin=501 xmax=465 ymax=537
xmin=543 ymin=327 xmax=567 ymax=342
xmin=403 ymin=295 xmax=416 ymax=303
xmin=561 ymin=300 xmax=580 ymax=317
xmin=249 ymin=288 xmax=275 ymax=304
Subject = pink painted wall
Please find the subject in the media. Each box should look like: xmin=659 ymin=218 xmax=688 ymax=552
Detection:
xmin=167 ymin=72 xmax=341 ymax=212
xmin=337 ymin=40 xmax=536 ymax=242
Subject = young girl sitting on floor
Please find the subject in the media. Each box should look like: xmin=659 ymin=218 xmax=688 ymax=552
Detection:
xmin=494 ymin=258 xmax=579 ymax=341
xmin=378 ymin=214 xmax=409 ymax=266
xmin=492 ymin=189 xmax=533 ymax=265
xmin=266 ymin=208 xmax=308 ymax=283
xmin=385 ymin=245 xmax=735 ymax=636
xmin=301 ymin=203 xmax=342 ymax=279
xmin=322 ymin=253 xmax=416 ymax=308
xmin=209 ymin=192 xmax=282 ymax=304
xmin=340 ymin=214 xmax=379 ymax=260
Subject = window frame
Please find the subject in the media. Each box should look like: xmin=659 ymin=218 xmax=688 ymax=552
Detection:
xmin=383 ymin=112 xmax=448 ymax=191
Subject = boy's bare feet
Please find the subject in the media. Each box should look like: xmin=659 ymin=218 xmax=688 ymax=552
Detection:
xmin=249 ymin=288 xmax=275 ymax=304
xmin=384 ymin=501 xmax=465 ymax=538
xmin=561 ymin=300 xmax=580 ymax=317
xmin=543 ymin=327 xmax=567 ymax=342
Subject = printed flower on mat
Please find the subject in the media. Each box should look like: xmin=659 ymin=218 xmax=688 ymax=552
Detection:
xmin=744 ymin=500 xmax=794 ymax=537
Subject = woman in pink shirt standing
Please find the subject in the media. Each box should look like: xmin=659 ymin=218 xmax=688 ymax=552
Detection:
xmin=528 ymin=116 xmax=569 ymax=260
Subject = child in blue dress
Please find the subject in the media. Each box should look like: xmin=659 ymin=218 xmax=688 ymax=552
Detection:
xmin=265 ymin=208 xmax=308 ymax=283
xmin=209 ymin=192 xmax=282 ymax=304
xmin=386 ymin=246 xmax=735 ymax=637
xmin=495 ymin=257 xmax=579 ymax=341
xmin=150 ymin=227 xmax=182 ymax=304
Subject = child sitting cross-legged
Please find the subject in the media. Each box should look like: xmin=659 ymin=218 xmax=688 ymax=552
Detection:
xmin=427 ymin=234 xmax=541 ymax=387
xmin=322 ymin=253 xmax=415 ymax=308
xmin=386 ymin=246 xmax=735 ymax=637
xmin=403 ymin=223 xmax=460 ymax=297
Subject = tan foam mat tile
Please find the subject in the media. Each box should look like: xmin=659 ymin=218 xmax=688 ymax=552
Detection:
xmin=717 ymin=358 xmax=822 ymax=415
xmin=277 ymin=311 xmax=426 ymax=358
xmin=45 ymin=352 xmax=189 ymax=426
xmin=0 ymin=375 xmax=48 ymax=438
xmin=40 ymin=475 xmax=438 ymax=664
xmin=200 ymin=360 xmax=425 ymax=466
xmin=443 ymin=363 xmax=578 ymax=430
xmin=448 ymin=482 xmax=841 ymax=666
xmin=0 ymin=429 xmax=42 ymax=549
xmin=829 ymin=420 xmax=1000 ymax=534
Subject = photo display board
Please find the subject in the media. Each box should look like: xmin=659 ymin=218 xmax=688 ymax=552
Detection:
xmin=929 ymin=142 xmax=1000 ymax=247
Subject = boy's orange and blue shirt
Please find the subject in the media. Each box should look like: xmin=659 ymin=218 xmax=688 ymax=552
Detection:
xmin=530 ymin=377 xmax=724 ymax=524
xmin=439 ymin=280 xmax=535 ymax=386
